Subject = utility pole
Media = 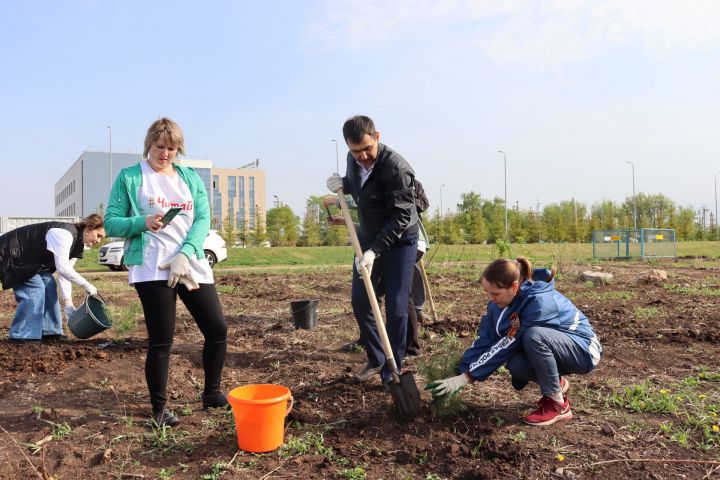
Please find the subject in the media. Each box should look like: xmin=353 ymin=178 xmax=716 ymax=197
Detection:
xmin=715 ymin=172 xmax=719 ymax=241
xmin=498 ymin=151 xmax=508 ymax=241
xmin=536 ymin=192 xmax=542 ymax=243
xmin=574 ymin=199 xmax=578 ymax=243
xmin=625 ymin=161 xmax=637 ymax=230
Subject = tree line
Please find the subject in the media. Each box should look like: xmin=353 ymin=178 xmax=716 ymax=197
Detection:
xmin=218 ymin=192 xmax=718 ymax=247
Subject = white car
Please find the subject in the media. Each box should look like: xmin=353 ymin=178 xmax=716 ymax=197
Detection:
xmin=99 ymin=230 xmax=228 ymax=270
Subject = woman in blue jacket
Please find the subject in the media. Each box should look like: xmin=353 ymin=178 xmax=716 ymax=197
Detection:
xmin=105 ymin=117 xmax=228 ymax=427
xmin=426 ymin=257 xmax=602 ymax=426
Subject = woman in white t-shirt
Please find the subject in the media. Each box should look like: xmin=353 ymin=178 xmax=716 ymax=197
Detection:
xmin=105 ymin=118 xmax=228 ymax=428
xmin=0 ymin=214 xmax=104 ymax=342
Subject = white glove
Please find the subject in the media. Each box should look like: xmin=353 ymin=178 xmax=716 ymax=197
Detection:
xmin=425 ymin=373 xmax=469 ymax=399
xmin=326 ymin=174 xmax=343 ymax=193
xmin=159 ymin=253 xmax=191 ymax=288
xmin=178 ymin=275 xmax=200 ymax=291
xmin=354 ymin=249 xmax=376 ymax=276
xmin=85 ymin=283 xmax=98 ymax=296
xmin=64 ymin=305 xmax=77 ymax=318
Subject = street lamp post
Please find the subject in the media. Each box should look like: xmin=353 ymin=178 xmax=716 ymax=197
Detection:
xmin=715 ymin=172 xmax=719 ymax=241
xmin=536 ymin=192 xmax=542 ymax=243
xmin=440 ymin=184 xmax=446 ymax=242
xmin=625 ymin=161 xmax=637 ymax=230
xmin=498 ymin=151 xmax=508 ymax=241
xmin=107 ymin=126 xmax=112 ymax=191
xmin=331 ymin=139 xmax=339 ymax=173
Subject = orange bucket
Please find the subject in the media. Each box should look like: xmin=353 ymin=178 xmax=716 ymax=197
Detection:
xmin=227 ymin=384 xmax=294 ymax=452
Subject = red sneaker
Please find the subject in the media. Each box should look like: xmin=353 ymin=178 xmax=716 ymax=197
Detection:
xmin=523 ymin=396 xmax=573 ymax=426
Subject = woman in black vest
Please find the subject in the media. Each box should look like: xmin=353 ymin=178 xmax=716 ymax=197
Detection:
xmin=0 ymin=214 xmax=105 ymax=342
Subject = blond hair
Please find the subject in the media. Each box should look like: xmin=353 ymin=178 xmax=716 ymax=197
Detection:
xmin=143 ymin=117 xmax=185 ymax=159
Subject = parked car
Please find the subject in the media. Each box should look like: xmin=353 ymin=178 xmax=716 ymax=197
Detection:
xmin=99 ymin=230 xmax=228 ymax=270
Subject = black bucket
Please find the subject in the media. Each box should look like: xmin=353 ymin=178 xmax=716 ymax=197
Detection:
xmin=290 ymin=299 xmax=318 ymax=330
xmin=68 ymin=293 xmax=112 ymax=339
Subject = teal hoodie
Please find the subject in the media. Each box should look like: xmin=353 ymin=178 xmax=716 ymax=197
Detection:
xmin=104 ymin=162 xmax=210 ymax=265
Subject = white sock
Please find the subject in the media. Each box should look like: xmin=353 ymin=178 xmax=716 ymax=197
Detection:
xmin=549 ymin=392 xmax=564 ymax=404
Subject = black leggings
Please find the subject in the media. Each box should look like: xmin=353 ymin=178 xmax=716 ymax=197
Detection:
xmin=135 ymin=281 xmax=227 ymax=413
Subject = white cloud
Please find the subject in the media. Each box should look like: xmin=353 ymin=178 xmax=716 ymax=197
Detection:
xmin=305 ymin=0 xmax=720 ymax=66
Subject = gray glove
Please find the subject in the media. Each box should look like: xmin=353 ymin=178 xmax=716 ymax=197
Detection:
xmin=159 ymin=253 xmax=191 ymax=288
xmin=178 ymin=274 xmax=200 ymax=291
xmin=354 ymin=249 xmax=376 ymax=276
xmin=425 ymin=374 xmax=469 ymax=400
xmin=326 ymin=174 xmax=343 ymax=193
xmin=64 ymin=305 xmax=77 ymax=318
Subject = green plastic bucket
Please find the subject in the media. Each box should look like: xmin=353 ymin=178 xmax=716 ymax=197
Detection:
xmin=68 ymin=293 xmax=112 ymax=339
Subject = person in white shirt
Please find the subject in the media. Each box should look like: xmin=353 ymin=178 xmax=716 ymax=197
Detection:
xmin=0 ymin=214 xmax=104 ymax=342
xmin=105 ymin=117 xmax=228 ymax=428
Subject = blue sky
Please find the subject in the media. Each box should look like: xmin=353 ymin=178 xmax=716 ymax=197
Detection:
xmin=1 ymin=0 xmax=719 ymax=218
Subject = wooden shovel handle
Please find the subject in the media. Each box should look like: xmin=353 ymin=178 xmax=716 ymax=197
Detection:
xmin=337 ymin=190 xmax=400 ymax=377
xmin=417 ymin=259 xmax=438 ymax=323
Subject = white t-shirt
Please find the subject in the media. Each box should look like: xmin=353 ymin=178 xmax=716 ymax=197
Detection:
xmin=46 ymin=228 xmax=91 ymax=303
xmin=127 ymin=161 xmax=213 ymax=285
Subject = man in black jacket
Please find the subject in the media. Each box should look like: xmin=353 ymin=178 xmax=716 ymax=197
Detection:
xmin=327 ymin=115 xmax=419 ymax=386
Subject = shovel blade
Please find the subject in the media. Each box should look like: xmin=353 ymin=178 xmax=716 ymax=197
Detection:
xmin=387 ymin=371 xmax=421 ymax=421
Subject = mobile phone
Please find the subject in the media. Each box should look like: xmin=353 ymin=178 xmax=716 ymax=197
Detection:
xmin=160 ymin=207 xmax=182 ymax=227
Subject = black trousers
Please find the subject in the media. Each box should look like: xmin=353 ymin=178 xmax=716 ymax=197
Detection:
xmin=352 ymin=232 xmax=418 ymax=384
xmin=135 ymin=281 xmax=227 ymax=413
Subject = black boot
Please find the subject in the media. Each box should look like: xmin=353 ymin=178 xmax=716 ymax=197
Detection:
xmin=152 ymin=409 xmax=179 ymax=427
xmin=202 ymin=392 xmax=229 ymax=410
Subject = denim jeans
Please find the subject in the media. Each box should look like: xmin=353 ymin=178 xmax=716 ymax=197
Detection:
xmin=506 ymin=326 xmax=593 ymax=397
xmin=10 ymin=272 xmax=63 ymax=340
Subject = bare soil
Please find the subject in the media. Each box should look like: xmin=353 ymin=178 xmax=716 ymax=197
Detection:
xmin=1 ymin=260 xmax=719 ymax=479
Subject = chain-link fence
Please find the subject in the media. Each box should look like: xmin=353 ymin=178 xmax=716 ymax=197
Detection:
xmin=592 ymin=229 xmax=676 ymax=259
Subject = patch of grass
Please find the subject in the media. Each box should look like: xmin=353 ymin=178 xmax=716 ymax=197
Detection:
xmin=633 ymin=306 xmax=663 ymax=320
xmin=578 ymin=290 xmax=637 ymax=301
xmin=278 ymin=431 xmax=347 ymax=465
xmin=337 ymin=466 xmax=367 ymax=480
xmin=105 ymin=301 xmax=142 ymax=338
xmin=143 ymin=424 xmax=193 ymax=456
xmin=417 ymin=333 xmax=468 ymax=416
xmin=201 ymin=462 xmax=232 ymax=480
xmin=510 ymin=431 xmax=527 ymax=443
xmin=490 ymin=414 xmax=506 ymax=427
xmin=48 ymin=421 xmax=72 ymax=440
xmin=664 ymin=282 xmax=720 ymax=297
xmin=605 ymin=372 xmax=720 ymax=451
xmin=215 ymin=284 xmax=237 ymax=294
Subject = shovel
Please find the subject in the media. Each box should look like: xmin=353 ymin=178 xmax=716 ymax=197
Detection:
xmin=337 ymin=190 xmax=421 ymax=421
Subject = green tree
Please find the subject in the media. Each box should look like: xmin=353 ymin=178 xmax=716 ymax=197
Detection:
xmin=299 ymin=201 xmax=322 ymax=247
xmin=236 ymin=216 xmax=248 ymax=246
xmin=266 ymin=205 xmax=299 ymax=246
xmin=672 ymin=206 xmax=696 ymax=241
xmin=220 ymin=209 xmax=237 ymax=246
xmin=456 ymin=192 xmax=488 ymax=244
xmin=482 ymin=197 xmax=506 ymax=243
